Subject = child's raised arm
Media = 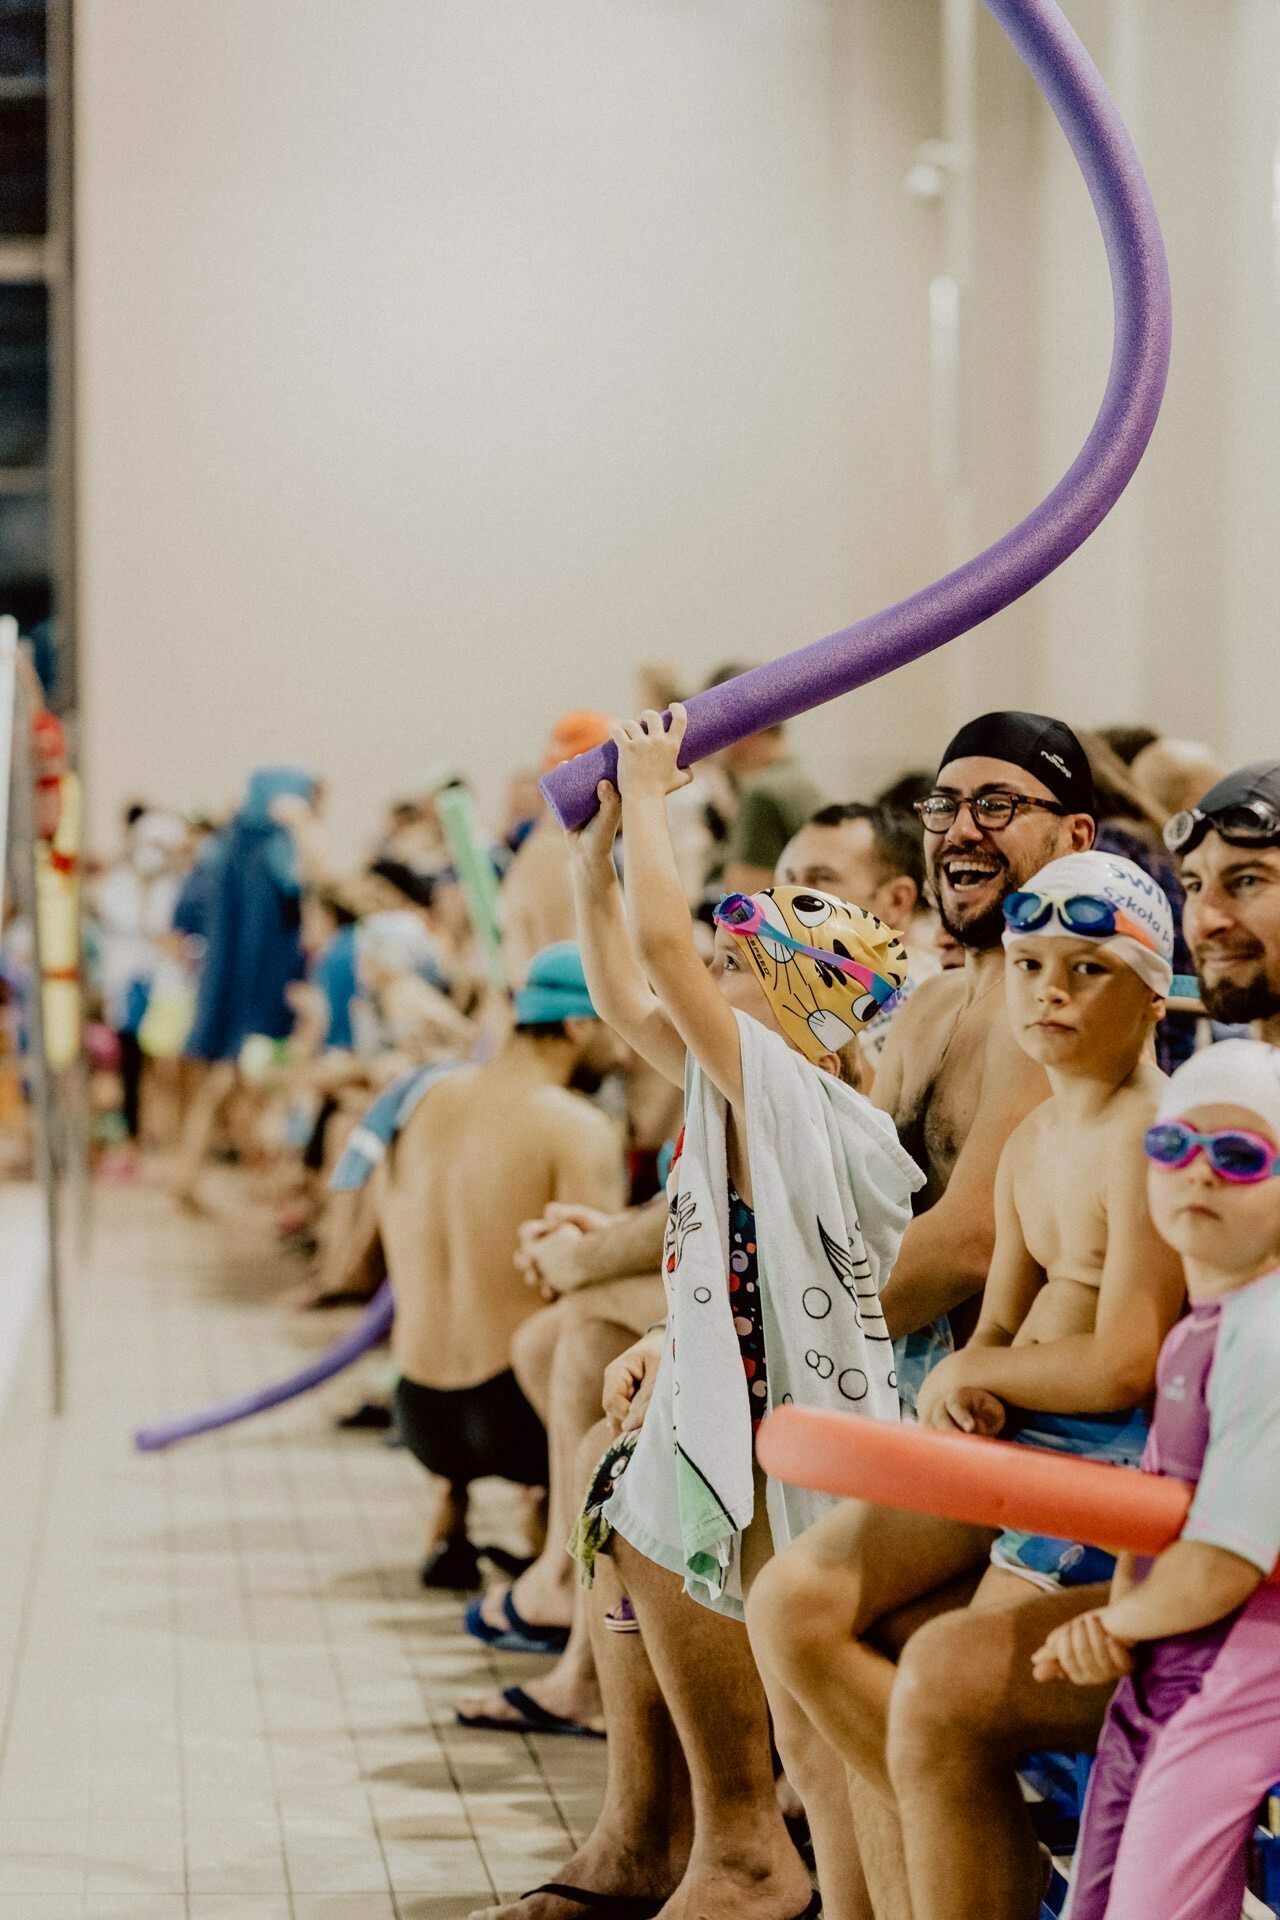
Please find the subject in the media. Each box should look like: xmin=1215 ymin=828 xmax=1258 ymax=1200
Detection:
xmin=613 ymin=707 xmax=745 ymax=1110
xmin=567 ymin=777 xmax=686 ymax=1088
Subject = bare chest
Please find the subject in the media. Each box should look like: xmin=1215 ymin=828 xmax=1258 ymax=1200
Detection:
xmin=1016 ymin=1139 xmax=1109 ymax=1285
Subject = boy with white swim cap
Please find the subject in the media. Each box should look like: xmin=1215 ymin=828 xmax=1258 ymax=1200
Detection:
xmin=1035 ymin=1038 xmax=1280 ymax=1920
xmin=750 ymin=850 xmax=1186 ymax=1920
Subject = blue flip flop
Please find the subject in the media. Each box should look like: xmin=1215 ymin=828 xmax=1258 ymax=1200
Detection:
xmin=463 ymin=1588 xmax=572 ymax=1656
xmin=455 ymin=1684 xmax=605 ymax=1740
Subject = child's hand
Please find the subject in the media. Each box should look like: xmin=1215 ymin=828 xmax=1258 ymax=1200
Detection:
xmin=612 ymin=705 xmax=693 ymax=803
xmin=603 ymin=1331 xmax=664 ymax=1435
xmin=567 ymin=779 xmax=622 ymax=871
xmin=916 ymin=1358 xmax=1006 ymax=1436
xmin=1031 ymin=1608 xmax=1133 ymax=1687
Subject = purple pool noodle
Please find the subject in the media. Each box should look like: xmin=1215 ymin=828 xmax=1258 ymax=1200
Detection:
xmin=542 ymin=0 xmax=1172 ymax=831
xmin=133 ymin=1281 xmax=395 ymax=1452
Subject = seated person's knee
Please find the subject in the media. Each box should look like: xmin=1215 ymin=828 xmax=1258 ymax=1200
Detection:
xmin=510 ymin=1299 xmax=564 ymax=1400
xmin=745 ymin=1541 xmax=856 ymax=1682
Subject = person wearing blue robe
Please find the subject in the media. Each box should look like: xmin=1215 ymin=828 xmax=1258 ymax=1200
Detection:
xmin=185 ymin=767 xmax=316 ymax=1062
xmin=171 ymin=768 xmax=316 ymax=1207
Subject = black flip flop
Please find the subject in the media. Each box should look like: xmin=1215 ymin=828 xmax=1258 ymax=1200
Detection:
xmin=456 ymin=1684 xmax=605 ymax=1741
xmin=463 ymin=1588 xmax=572 ymax=1656
xmin=521 ymin=1886 xmax=664 ymax=1918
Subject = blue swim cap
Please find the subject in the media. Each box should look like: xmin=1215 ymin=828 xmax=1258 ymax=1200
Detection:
xmin=514 ymin=942 xmax=598 ymax=1026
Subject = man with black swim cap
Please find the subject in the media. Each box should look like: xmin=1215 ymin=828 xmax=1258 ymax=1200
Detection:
xmin=921 ymin=710 xmax=1096 ymax=951
xmin=1168 ymin=759 xmax=1280 ymax=1038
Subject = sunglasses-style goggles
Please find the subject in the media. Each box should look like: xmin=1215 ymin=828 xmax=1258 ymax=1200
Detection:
xmin=713 ymin=894 xmax=900 ymax=1010
xmin=1164 ymin=798 xmax=1280 ymax=857
xmin=913 ymin=791 xmax=1066 ymax=834
xmin=1002 ymin=889 xmax=1161 ymax=954
xmin=1144 ymin=1122 xmax=1280 ymax=1185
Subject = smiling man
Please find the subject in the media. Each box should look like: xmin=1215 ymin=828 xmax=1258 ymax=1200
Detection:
xmin=1170 ymin=759 xmax=1280 ymax=1044
xmin=872 ymin=711 xmax=1097 ymax=1350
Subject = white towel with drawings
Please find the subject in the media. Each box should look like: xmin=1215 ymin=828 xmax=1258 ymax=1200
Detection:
xmin=603 ymin=1010 xmax=924 ymax=1616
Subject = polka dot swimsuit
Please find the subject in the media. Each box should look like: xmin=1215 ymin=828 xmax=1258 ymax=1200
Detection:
xmin=728 ymin=1180 xmax=768 ymax=1428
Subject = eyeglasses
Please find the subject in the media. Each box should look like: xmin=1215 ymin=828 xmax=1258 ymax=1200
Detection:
xmin=1144 ymin=1122 xmax=1280 ymax=1185
xmin=914 ymin=792 xmax=1066 ymax=835
xmin=1164 ymin=798 xmax=1280 ymax=857
xmin=1003 ymin=889 xmax=1161 ymax=955
xmin=713 ymin=893 xmax=900 ymax=1009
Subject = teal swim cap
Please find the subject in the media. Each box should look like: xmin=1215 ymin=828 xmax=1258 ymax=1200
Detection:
xmin=514 ymin=942 xmax=598 ymax=1026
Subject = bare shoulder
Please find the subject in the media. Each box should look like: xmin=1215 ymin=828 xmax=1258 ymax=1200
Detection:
xmin=878 ymin=968 xmax=968 ymax=1062
xmin=1099 ymin=1064 xmax=1166 ymax=1161
xmin=531 ymin=1084 xmax=623 ymax=1145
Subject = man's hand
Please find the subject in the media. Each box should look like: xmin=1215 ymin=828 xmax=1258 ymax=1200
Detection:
xmin=514 ymin=1202 xmax=616 ymax=1297
xmin=612 ymin=705 xmax=692 ymax=804
xmin=1031 ymin=1608 xmax=1133 ymax=1687
xmin=521 ymin=1201 xmax=615 ymax=1244
xmin=603 ymin=1330 xmax=665 ymax=1435
xmin=516 ymin=1222 xmax=585 ymax=1298
xmin=915 ymin=1357 xmax=1007 ymax=1437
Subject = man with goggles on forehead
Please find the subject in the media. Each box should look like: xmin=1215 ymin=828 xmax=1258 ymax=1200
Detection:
xmin=1167 ymin=759 xmax=1280 ymax=1042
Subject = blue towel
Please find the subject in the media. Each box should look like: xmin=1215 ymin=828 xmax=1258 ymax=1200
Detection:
xmin=330 ymin=1062 xmax=457 ymax=1191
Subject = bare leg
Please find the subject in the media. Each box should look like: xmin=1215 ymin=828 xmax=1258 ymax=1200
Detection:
xmin=612 ymin=1532 xmax=812 ymax=1920
xmin=747 ymin=1498 xmax=990 ymax=1794
xmin=468 ymin=1425 xmax=692 ymax=1920
xmin=480 ymin=1307 xmax=637 ymax=1636
xmin=170 ymin=1059 xmax=236 ymax=1206
xmin=427 ymin=1480 xmax=469 ymax=1558
xmin=888 ymin=1573 xmax=1113 ymax=1920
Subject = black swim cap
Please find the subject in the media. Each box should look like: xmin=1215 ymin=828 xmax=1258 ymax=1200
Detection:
xmin=1164 ymin=760 xmax=1280 ymax=856
xmin=937 ymin=711 xmax=1095 ymax=818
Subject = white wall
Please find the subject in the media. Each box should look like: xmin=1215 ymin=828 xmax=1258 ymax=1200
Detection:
xmin=76 ymin=1 xmax=1279 ymax=857
xmin=75 ymin=0 xmax=942 ymax=853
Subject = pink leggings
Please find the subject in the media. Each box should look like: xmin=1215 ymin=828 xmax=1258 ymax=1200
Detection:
xmin=1071 ymin=1586 xmax=1280 ymax=1920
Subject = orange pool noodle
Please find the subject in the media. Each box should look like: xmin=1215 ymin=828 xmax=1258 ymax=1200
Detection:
xmin=758 ymin=1407 xmax=1212 ymax=1563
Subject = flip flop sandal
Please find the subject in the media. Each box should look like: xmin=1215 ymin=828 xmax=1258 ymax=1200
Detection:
xmin=520 ymin=1885 xmax=664 ymax=1917
xmin=455 ymin=1684 xmax=605 ymax=1740
xmin=790 ymin=1894 xmax=822 ymax=1920
xmin=463 ymin=1588 xmax=572 ymax=1656
xmin=602 ymin=1593 xmax=640 ymax=1634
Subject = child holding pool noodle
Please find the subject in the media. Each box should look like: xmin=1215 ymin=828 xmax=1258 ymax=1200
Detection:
xmin=1034 ymin=1039 xmax=1280 ymax=1920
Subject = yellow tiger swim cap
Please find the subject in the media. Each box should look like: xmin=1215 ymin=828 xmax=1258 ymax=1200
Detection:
xmin=714 ymin=886 xmax=909 ymax=1064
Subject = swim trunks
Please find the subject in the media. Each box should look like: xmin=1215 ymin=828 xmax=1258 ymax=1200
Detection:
xmin=394 ymin=1370 xmax=548 ymax=1491
xmin=990 ymin=1406 xmax=1150 ymax=1589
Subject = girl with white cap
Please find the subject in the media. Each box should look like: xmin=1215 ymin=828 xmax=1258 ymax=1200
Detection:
xmin=1034 ymin=1037 xmax=1280 ymax=1919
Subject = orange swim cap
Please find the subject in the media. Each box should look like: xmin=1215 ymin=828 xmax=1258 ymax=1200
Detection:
xmin=543 ymin=711 xmax=615 ymax=774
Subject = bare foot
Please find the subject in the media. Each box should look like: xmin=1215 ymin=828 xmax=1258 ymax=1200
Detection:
xmin=658 ymin=1847 xmax=814 ymax=1920
xmin=457 ymin=1666 xmax=604 ymax=1733
xmin=478 ymin=1564 xmax=574 ymax=1636
xmin=466 ymin=1841 xmax=677 ymax=1920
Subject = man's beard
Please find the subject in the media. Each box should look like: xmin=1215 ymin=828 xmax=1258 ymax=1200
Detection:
xmin=935 ymin=850 xmax=1017 ymax=952
xmin=569 ymin=1059 xmax=608 ymax=1096
xmin=1197 ymin=947 xmax=1280 ymax=1025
